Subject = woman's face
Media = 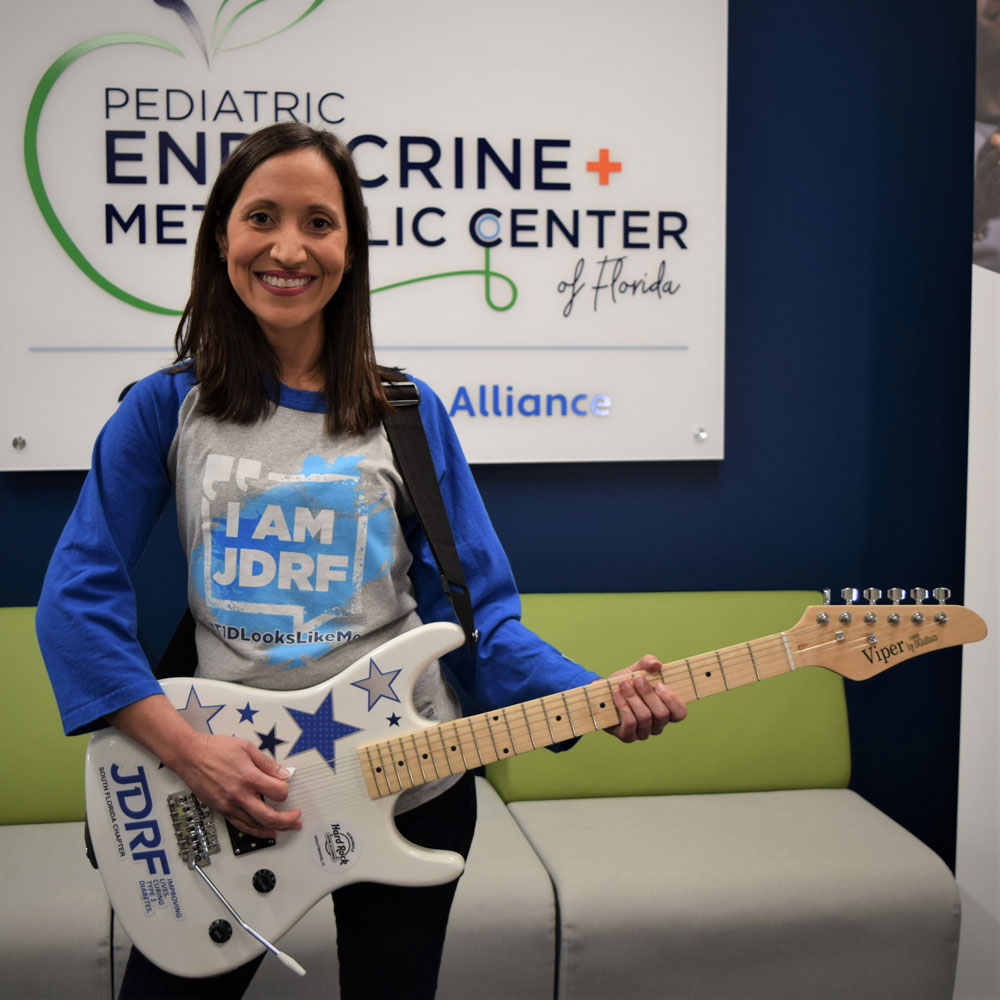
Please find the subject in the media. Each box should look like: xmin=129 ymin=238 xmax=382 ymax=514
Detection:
xmin=218 ymin=147 xmax=350 ymax=352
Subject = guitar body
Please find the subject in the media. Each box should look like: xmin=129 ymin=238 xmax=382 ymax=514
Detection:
xmin=85 ymin=621 xmax=468 ymax=978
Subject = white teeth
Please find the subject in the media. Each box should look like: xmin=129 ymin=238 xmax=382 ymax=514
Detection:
xmin=260 ymin=274 xmax=311 ymax=289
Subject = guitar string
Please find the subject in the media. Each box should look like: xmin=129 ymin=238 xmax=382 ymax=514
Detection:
xmin=277 ymin=626 xmax=856 ymax=797
xmin=263 ymin=626 xmax=876 ymax=813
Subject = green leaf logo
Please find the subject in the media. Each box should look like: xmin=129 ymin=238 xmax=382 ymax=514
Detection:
xmin=24 ymin=2 xmax=329 ymax=314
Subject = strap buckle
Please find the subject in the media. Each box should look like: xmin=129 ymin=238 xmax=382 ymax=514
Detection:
xmin=382 ymin=380 xmax=420 ymax=407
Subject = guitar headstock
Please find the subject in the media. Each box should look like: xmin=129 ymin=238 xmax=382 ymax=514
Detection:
xmin=786 ymin=588 xmax=987 ymax=680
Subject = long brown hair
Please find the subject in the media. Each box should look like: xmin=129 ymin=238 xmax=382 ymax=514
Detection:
xmin=174 ymin=123 xmax=391 ymax=435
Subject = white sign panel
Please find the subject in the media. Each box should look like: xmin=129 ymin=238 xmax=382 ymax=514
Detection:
xmin=0 ymin=0 xmax=727 ymax=469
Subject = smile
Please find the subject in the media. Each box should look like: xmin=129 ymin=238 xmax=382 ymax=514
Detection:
xmin=257 ymin=273 xmax=314 ymax=289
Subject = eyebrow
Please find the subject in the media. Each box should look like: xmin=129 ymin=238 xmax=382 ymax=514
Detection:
xmin=243 ymin=198 xmax=341 ymax=216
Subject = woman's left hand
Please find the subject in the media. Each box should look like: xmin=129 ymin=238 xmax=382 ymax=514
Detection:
xmin=604 ymin=655 xmax=687 ymax=743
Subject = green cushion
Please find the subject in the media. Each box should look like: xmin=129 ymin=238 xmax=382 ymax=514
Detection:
xmin=1 ymin=607 xmax=88 ymax=823
xmin=486 ymin=592 xmax=851 ymax=802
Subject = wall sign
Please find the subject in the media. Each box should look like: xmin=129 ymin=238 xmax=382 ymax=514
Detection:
xmin=1 ymin=0 xmax=727 ymax=469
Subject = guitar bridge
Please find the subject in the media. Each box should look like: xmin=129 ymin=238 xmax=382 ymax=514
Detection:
xmin=167 ymin=790 xmax=221 ymax=869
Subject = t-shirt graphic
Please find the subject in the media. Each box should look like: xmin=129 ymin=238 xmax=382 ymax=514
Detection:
xmin=190 ymin=451 xmax=397 ymax=670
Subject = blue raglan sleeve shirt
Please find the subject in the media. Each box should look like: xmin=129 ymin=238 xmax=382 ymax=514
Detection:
xmin=36 ymin=371 xmax=193 ymax=736
xmin=37 ymin=370 xmax=599 ymax=740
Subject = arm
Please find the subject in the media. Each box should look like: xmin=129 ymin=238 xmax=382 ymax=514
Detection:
xmin=37 ymin=371 xmax=299 ymax=834
xmin=403 ymin=380 xmax=685 ymax=741
xmin=109 ymin=694 xmax=300 ymax=837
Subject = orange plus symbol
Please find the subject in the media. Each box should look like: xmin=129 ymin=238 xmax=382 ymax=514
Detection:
xmin=587 ymin=148 xmax=622 ymax=184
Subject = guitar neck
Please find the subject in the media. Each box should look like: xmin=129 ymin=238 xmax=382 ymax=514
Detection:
xmin=357 ymin=600 xmax=986 ymax=800
xmin=357 ymin=630 xmax=793 ymax=800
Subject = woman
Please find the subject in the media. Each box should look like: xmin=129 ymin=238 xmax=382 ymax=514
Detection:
xmin=37 ymin=123 xmax=686 ymax=999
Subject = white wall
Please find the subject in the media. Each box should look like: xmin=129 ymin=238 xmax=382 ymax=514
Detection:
xmin=954 ymin=264 xmax=1000 ymax=999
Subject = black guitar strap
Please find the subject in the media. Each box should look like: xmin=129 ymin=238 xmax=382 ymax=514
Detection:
xmin=380 ymin=376 xmax=478 ymax=651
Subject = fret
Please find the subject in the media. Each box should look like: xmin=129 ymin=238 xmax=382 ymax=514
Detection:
xmin=419 ymin=726 xmax=450 ymax=779
xmin=480 ymin=712 xmax=504 ymax=764
xmin=501 ymin=706 xmax=533 ymax=756
xmin=407 ymin=732 xmax=432 ymax=783
xmin=388 ymin=736 xmax=416 ymax=790
xmin=747 ymin=642 xmax=761 ymax=681
xmin=685 ymin=658 xmax=700 ymax=699
xmin=361 ymin=744 xmax=389 ymax=798
xmin=566 ymin=689 xmax=597 ymax=738
xmin=689 ymin=653 xmax=728 ymax=697
xmin=585 ymin=681 xmax=621 ymax=731
xmin=716 ymin=651 xmax=730 ymax=690
xmin=535 ymin=695 xmax=557 ymax=745
xmin=458 ymin=717 xmax=485 ymax=768
xmin=442 ymin=720 xmax=470 ymax=771
xmin=540 ymin=692 xmax=577 ymax=743
xmin=519 ymin=702 xmax=538 ymax=750
xmin=372 ymin=739 xmax=404 ymax=794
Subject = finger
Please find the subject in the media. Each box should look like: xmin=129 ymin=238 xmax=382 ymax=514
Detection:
xmin=238 ymin=794 xmax=302 ymax=834
xmin=628 ymin=674 xmax=662 ymax=739
xmin=243 ymin=745 xmax=294 ymax=802
xmin=612 ymin=678 xmax=639 ymax=742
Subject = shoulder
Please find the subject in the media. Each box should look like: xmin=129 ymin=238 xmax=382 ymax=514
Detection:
xmin=102 ymin=363 xmax=198 ymax=456
xmin=117 ymin=363 xmax=197 ymax=413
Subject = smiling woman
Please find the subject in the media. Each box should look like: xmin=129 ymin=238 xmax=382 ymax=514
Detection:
xmin=36 ymin=122 xmax=687 ymax=1000
xmin=217 ymin=148 xmax=351 ymax=388
xmin=175 ymin=123 xmax=389 ymax=436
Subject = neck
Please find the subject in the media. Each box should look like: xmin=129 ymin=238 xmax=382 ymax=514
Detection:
xmin=261 ymin=322 xmax=325 ymax=391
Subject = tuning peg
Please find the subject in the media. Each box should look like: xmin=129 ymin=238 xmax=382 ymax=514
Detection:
xmin=887 ymin=588 xmax=906 ymax=604
xmin=933 ymin=587 xmax=951 ymax=604
xmin=823 ymin=589 xmax=832 ymax=605
xmin=841 ymin=588 xmax=859 ymax=605
xmin=911 ymin=588 xmax=927 ymax=605
xmin=863 ymin=588 xmax=882 ymax=604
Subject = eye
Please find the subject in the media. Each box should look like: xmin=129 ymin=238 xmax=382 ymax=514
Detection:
xmin=248 ymin=211 xmax=272 ymax=226
xmin=308 ymin=217 xmax=334 ymax=232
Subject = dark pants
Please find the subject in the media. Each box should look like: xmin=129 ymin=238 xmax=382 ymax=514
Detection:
xmin=118 ymin=773 xmax=478 ymax=1000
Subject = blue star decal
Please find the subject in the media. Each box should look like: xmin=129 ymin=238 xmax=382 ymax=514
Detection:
xmin=237 ymin=702 xmax=259 ymax=724
xmin=256 ymin=725 xmax=287 ymax=758
xmin=285 ymin=692 xmax=361 ymax=771
xmin=351 ymin=658 xmax=402 ymax=711
xmin=387 ymin=713 xmax=402 ymax=727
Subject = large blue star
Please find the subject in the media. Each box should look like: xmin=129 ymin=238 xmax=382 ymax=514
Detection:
xmin=285 ymin=692 xmax=361 ymax=771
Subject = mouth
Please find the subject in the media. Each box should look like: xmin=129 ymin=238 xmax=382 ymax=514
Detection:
xmin=257 ymin=271 xmax=315 ymax=291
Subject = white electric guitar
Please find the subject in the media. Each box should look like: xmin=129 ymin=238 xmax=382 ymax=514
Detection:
xmin=86 ymin=593 xmax=986 ymax=978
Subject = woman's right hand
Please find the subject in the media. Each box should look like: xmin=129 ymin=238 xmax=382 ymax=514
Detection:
xmin=170 ymin=730 xmax=303 ymax=838
xmin=107 ymin=693 xmax=302 ymax=838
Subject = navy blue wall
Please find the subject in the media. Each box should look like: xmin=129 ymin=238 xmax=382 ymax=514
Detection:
xmin=1 ymin=1 xmax=974 ymax=868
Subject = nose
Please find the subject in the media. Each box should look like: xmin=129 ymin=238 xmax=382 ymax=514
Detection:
xmin=269 ymin=224 xmax=307 ymax=269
